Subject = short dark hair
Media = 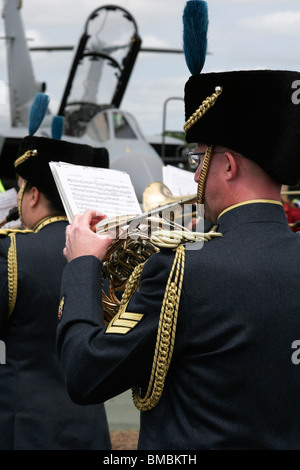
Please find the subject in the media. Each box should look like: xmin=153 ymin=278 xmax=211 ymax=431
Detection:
xmin=24 ymin=181 xmax=65 ymax=214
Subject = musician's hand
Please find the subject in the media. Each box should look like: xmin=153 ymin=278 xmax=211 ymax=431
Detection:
xmin=64 ymin=210 xmax=113 ymax=262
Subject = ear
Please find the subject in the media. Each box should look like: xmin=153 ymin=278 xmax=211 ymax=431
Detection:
xmin=223 ymin=151 xmax=237 ymax=181
xmin=29 ymin=187 xmax=40 ymax=208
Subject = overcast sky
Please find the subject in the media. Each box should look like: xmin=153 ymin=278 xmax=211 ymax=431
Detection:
xmin=0 ymin=0 xmax=300 ymax=136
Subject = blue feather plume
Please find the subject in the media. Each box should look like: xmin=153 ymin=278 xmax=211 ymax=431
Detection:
xmin=183 ymin=0 xmax=209 ymax=75
xmin=28 ymin=92 xmax=50 ymax=136
xmin=51 ymin=116 xmax=65 ymax=140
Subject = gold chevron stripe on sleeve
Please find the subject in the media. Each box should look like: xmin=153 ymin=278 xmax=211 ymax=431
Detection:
xmin=106 ymin=310 xmax=143 ymax=334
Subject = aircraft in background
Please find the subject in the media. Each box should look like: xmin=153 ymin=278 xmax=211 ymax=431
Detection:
xmin=0 ymin=0 xmax=176 ymax=202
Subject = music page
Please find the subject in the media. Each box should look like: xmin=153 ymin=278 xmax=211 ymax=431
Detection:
xmin=49 ymin=161 xmax=142 ymax=222
xmin=0 ymin=188 xmax=21 ymax=228
xmin=163 ymin=164 xmax=196 ymax=196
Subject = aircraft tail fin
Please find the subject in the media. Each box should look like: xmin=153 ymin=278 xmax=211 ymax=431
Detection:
xmin=2 ymin=0 xmax=45 ymax=127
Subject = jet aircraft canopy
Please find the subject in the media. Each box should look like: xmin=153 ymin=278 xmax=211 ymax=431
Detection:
xmin=59 ymin=5 xmax=142 ymax=138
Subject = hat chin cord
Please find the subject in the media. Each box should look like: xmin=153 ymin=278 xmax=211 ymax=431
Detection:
xmin=197 ymin=145 xmax=213 ymax=205
xmin=17 ymin=179 xmax=27 ymax=227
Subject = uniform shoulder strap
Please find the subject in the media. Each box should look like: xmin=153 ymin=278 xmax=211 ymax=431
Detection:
xmin=0 ymin=228 xmax=32 ymax=236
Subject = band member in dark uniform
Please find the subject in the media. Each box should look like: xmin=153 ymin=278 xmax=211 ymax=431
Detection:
xmin=0 ymin=135 xmax=111 ymax=450
xmin=56 ymin=1 xmax=300 ymax=449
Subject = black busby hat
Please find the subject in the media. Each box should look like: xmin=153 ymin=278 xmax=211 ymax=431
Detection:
xmin=182 ymin=0 xmax=300 ymax=186
xmin=15 ymin=135 xmax=109 ymax=207
xmin=184 ymin=70 xmax=300 ymax=185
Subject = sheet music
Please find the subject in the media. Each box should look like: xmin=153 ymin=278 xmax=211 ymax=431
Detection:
xmin=49 ymin=161 xmax=142 ymax=222
xmin=163 ymin=165 xmax=197 ymax=196
xmin=0 ymin=188 xmax=21 ymax=228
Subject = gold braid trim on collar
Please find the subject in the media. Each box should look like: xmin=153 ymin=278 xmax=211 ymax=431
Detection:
xmin=217 ymin=199 xmax=282 ymax=220
xmin=33 ymin=215 xmax=68 ymax=233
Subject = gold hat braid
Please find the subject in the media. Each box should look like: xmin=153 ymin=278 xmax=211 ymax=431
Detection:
xmin=183 ymin=86 xmax=223 ymax=206
xmin=197 ymin=145 xmax=213 ymax=205
xmin=183 ymin=86 xmax=222 ymax=133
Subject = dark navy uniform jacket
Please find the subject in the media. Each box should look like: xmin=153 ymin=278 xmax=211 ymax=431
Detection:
xmin=56 ymin=201 xmax=300 ymax=449
xmin=0 ymin=217 xmax=111 ymax=450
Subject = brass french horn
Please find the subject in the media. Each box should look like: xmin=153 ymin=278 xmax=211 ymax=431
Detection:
xmin=143 ymin=181 xmax=198 ymax=229
xmin=98 ymin=181 xmax=197 ymax=321
xmin=142 ymin=181 xmax=197 ymax=212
